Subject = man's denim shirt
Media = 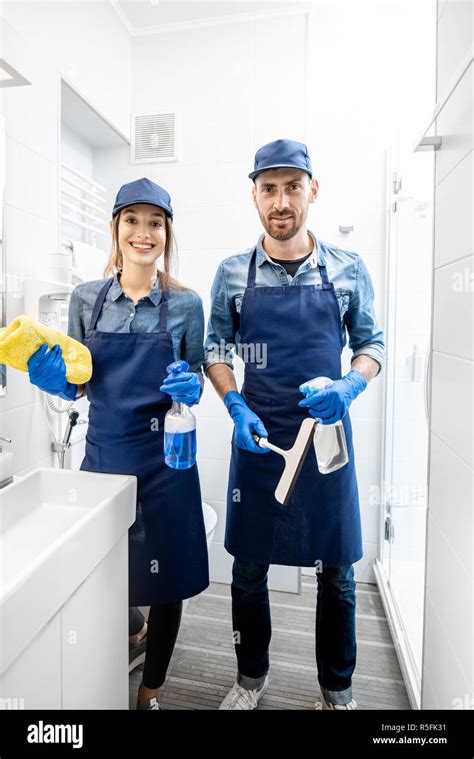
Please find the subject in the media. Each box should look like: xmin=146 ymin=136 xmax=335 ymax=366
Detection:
xmin=68 ymin=273 xmax=205 ymax=393
xmin=204 ymin=231 xmax=385 ymax=374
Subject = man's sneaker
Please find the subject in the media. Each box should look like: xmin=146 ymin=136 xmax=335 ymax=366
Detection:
xmin=315 ymin=690 xmax=357 ymax=710
xmin=129 ymin=632 xmax=147 ymax=673
xmin=137 ymin=696 xmax=160 ymax=710
xmin=219 ymin=676 xmax=269 ymax=710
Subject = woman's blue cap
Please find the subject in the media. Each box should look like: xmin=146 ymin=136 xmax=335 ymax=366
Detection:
xmin=112 ymin=177 xmax=173 ymax=220
xmin=249 ymin=139 xmax=312 ymax=181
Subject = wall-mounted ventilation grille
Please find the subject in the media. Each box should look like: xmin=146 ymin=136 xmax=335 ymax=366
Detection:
xmin=131 ymin=111 xmax=178 ymax=164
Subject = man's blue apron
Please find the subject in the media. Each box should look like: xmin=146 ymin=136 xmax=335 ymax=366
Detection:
xmin=225 ymin=248 xmax=362 ymax=567
xmin=80 ymin=278 xmax=209 ymax=605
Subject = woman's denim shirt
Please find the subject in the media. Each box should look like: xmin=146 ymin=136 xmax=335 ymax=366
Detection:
xmin=68 ymin=273 xmax=205 ymax=393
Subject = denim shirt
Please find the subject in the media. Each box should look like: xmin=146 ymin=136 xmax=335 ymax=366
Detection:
xmin=204 ymin=231 xmax=385 ymax=373
xmin=68 ymin=273 xmax=205 ymax=393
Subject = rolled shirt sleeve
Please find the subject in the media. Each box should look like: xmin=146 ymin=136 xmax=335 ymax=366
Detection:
xmin=345 ymin=256 xmax=385 ymax=373
xmin=204 ymin=262 xmax=238 ymax=372
xmin=182 ymin=293 xmax=206 ymax=394
xmin=67 ymin=286 xmax=85 ymax=343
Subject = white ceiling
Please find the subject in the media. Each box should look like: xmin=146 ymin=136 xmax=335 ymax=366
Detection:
xmin=114 ymin=1 xmax=305 ymax=33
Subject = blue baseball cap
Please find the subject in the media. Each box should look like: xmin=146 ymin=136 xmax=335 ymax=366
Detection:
xmin=112 ymin=177 xmax=173 ymax=220
xmin=249 ymin=139 xmax=312 ymax=181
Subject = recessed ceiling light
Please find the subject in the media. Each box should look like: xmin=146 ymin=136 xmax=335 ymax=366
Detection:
xmin=0 ymin=58 xmax=31 ymax=88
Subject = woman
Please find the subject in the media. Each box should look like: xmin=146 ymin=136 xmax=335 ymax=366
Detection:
xmin=28 ymin=177 xmax=209 ymax=710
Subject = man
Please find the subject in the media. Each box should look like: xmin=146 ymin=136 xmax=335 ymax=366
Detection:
xmin=204 ymin=139 xmax=384 ymax=710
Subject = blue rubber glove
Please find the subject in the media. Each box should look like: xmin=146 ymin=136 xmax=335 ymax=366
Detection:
xmin=224 ymin=391 xmax=270 ymax=454
xmin=27 ymin=343 xmax=77 ymax=401
xmin=159 ymin=371 xmax=201 ymax=407
xmin=298 ymin=370 xmax=367 ymax=424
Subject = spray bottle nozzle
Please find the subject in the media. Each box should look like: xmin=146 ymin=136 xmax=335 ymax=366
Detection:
xmin=166 ymin=359 xmax=189 ymax=376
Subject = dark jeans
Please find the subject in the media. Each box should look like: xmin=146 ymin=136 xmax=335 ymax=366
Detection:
xmin=129 ymin=603 xmax=183 ymax=690
xmin=231 ymin=559 xmax=356 ymax=703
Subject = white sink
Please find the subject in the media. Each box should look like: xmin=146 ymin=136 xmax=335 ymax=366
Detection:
xmin=0 ymin=468 xmax=136 ymax=676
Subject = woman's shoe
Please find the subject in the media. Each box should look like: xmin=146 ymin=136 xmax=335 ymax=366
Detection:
xmin=137 ymin=696 xmax=161 ymax=710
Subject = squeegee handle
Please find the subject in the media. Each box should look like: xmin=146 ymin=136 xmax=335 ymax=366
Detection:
xmin=252 ymin=434 xmax=287 ymax=457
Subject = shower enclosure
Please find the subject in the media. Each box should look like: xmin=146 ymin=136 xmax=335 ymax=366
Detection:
xmin=375 ymin=142 xmax=435 ymax=709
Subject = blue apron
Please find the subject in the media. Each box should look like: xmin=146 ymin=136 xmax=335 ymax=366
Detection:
xmin=225 ymin=248 xmax=362 ymax=567
xmin=80 ymin=278 xmax=209 ymax=605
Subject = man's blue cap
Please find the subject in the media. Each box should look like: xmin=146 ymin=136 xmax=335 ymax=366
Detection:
xmin=112 ymin=177 xmax=173 ymax=220
xmin=249 ymin=139 xmax=312 ymax=181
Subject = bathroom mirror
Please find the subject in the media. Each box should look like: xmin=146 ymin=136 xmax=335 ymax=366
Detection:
xmin=0 ymin=111 xmax=6 ymax=395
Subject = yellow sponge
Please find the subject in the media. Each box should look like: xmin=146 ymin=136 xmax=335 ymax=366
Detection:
xmin=0 ymin=315 xmax=92 ymax=384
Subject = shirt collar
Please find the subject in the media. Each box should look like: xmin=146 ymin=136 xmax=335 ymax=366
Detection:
xmin=110 ymin=272 xmax=162 ymax=306
xmin=255 ymin=230 xmax=323 ymax=268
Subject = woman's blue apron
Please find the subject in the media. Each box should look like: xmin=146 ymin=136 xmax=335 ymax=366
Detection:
xmin=225 ymin=248 xmax=362 ymax=568
xmin=80 ymin=277 xmax=209 ymax=605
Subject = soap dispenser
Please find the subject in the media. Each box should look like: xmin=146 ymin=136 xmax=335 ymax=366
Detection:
xmin=0 ymin=435 xmax=13 ymax=488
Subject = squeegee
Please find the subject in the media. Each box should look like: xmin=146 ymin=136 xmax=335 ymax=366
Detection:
xmin=252 ymin=417 xmax=316 ymax=506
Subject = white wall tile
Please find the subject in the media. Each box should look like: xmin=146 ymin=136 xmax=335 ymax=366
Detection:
xmin=359 ymin=501 xmax=381 ymax=545
xmin=197 ymin=416 xmax=233 ymax=462
xmin=429 ymin=432 xmax=473 ymax=577
xmin=433 ymin=255 xmax=473 ymax=362
xmin=430 ymin=351 xmax=473 ymax=468
xmin=6 ymin=138 xmax=57 ymax=222
xmin=423 ymin=594 xmax=472 ymax=706
xmin=425 ymin=514 xmax=472 ymax=682
xmin=0 ymin=397 xmax=56 ymax=476
xmin=436 ymin=0 xmax=473 ymax=98
xmin=197 ymin=457 xmax=231 ymax=503
xmin=354 ymin=542 xmax=378 ymax=583
xmin=175 ymin=204 xmax=254 ymax=251
xmin=4 ymin=205 xmax=58 ymax=281
xmin=2 ymin=0 xmax=132 ymax=137
xmin=435 ymin=64 xmax=473 ymax=186
xmin=434 ymin=150 xmax=473 ymax=269
xmin=3 ymin=49 xmax=58 ymax=164
xmin=351 ymin=418 xmax=383 ymax=462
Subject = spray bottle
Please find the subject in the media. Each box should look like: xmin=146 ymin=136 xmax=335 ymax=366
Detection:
xmin=163 ymin=360 xmax=197 ymax=470
xmin=301 ymin=376 xmax=349 ymax=474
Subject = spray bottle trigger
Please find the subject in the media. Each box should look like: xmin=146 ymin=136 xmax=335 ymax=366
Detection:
xmin=166 ymin=359 xmax=189 ymax=375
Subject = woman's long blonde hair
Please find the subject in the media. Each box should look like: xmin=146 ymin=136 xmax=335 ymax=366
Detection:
xmin=103 ymin=208 xmax=187 ymax=291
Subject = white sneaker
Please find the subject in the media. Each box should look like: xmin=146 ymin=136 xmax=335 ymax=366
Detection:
xmin=315 ymin=691 xmax=357 ymax=710
xmin=219 ymin=676 xmax=269 ymax=710
xmin=137 ymin=696 xmax=161 ymax=710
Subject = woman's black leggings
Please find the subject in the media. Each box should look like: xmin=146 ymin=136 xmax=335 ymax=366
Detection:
xmin=129 ymin=603 xmax=183 ymax=690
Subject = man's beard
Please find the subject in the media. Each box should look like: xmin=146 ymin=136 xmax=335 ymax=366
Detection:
xmin=262 ymin=213 xmax=300 ymax=241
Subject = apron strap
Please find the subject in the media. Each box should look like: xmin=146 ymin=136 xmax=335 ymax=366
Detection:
xmin=246 ymin=245 xmax=332 ymax=287
xmin=89 ymin=278 xmax=114 ymax=330
xmin=246 ymin=248 xmax=258 ymax=288
xmin=318 ymin=256 xmax=330 ymax=285
xmin=158 ymin=290 xmax=169 ymax=333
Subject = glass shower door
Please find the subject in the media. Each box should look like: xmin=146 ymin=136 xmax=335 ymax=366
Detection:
xmin=382 ymin=147 xmax=434 ymax=699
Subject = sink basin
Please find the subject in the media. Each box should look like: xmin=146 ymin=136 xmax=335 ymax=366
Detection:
xmin=0 ymin=468 xmax=136 ymax=676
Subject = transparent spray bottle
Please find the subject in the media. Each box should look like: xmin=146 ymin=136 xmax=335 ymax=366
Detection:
xmin=163 ymin=360 xmax=197 ymax=470
xmin=302 ymin=376 xmax=349 ymax=475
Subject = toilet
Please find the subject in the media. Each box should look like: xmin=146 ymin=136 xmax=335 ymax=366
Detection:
xmin=202 ymin=500 xmax=218 ymax=548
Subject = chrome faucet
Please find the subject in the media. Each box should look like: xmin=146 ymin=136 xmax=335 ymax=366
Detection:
xmin=52 ymin=408 xmax=85 ymax=469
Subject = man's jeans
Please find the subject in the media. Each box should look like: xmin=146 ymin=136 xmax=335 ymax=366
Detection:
xmin=231 ymin=559 xmax=357 ymax=705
